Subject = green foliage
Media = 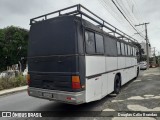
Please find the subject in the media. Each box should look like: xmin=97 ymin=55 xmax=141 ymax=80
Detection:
xmin=141 ymin=55 xmax=147 ymax=61
xmin=0 ymin=75 xmax=27 ymax=90
xmin=132 ymin=42 xmax=144 ymax=62
xmin=0 ymin=26 xmax=28 ymax=71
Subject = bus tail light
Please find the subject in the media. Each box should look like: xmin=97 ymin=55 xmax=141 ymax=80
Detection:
xmin=72 ymin=76 xmax=81 ymax=89
xmin=27 ymin=74 xmax=30 ymax=85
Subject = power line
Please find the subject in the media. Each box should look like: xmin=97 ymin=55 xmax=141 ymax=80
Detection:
xmin=131 ymin=0 xmax=145 ymax=22
xmin=111 ymin=0 xmax=145 ymax=39
xmin=116 ymin=0 xmax=146 ymax=39
xmin=113 ymin=0 xmax=142 ymax=34
xmin=115 ymin=0 xmax=138 ymax=24
xmin=117 ymin=0 xmax=141 ymax=27
xmin=99 ymin=0 xmax=124 ymax=22
xmin=98 ymin=0 xmax=135 ymax=33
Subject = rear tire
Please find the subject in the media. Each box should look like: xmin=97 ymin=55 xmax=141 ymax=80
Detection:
xmin=114 ymin=75 xmax=121 ymax=94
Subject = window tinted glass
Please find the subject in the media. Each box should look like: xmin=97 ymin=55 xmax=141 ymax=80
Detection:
xmin=95 ymin=34 xmax=104 ymax=54
xmin=85 ymin=31 xmax=95 ymax=54
xmin=125 ymin=44 xmax=128 ymax=55
xmin=135 ymin=48 xmax=137 ymax=56
xmin=131 ymin=47 xmax=133 ymax=56
xmin=136 ymin=49 xmax=139 ymax=56
xmin=121 ymin=43 xmax=125 ymax=55
xmin=117 ymin=41 xmax=121 ymax=55
xmin=104 ymin=36 xmax=117 ymax=56
xmin=128 ymin=45 xmax=130 ymax=55
xmin=133 ymin=47 xmax=135 ymax=56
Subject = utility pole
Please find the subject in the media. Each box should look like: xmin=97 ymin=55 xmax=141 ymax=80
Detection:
xmin=153 ymin=47 xmax=156 ymax=63
xmin=158 ymin=52 xmax=160 ymax=67
xmin=152 ymin=47 xmax=157 ymax=67
xmin=135 ymin=23 xmax=150 ymax=69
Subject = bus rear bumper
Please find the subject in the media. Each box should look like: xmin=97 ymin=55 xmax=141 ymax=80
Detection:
xmin=28 ymin=87 xmax=85 ymax=105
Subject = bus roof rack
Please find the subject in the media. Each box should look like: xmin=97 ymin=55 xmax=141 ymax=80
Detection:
xmin=30 ymin=4 xmax=139 ymax=44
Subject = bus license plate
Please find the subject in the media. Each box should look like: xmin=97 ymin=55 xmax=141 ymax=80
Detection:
xmin=43 ymin=93 xmax=52 ymax=98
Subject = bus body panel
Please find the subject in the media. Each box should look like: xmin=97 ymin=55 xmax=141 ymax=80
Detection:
xmin=85 ymin=56 xmax=137 ymax=103
xmin=28 ymin=14 xmax=139 ymax=104
xmin=28 ymin=87 xmax=86 ymax=105
xmin=126 ymin=57 xmax=132 ymax=67
xmin=117 ymin=57 xmax=125 ymax=85
xmin=85 ymin=56 xmax=105 ymax=102
xmin=85 ymin=56 xmax=105 ymax=76
xmin=28 ymin=16 xmax=77 ymax=57
xmin=105 ymin=57 xmax=118 ymax=71
xmin=105 ymin=57 xmax=118 ymax=95
xmin=118 ymin=57 xmax=125 ymax=69
xmin=106 ymin=72 xmax=115 ymax=94
xmin=101 ymin=74 xmax=108 ymax=97
xmin=28 ymin=16 xmax=86 ymax=92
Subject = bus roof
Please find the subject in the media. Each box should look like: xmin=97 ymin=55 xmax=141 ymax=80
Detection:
xmin=30 ymin=4 xmax=140 ymax=47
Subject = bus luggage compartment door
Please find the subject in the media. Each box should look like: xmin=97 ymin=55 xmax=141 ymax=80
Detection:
xmin=85 ymin=76 xmax=102 ymax=102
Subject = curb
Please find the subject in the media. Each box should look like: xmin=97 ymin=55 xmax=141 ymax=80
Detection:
xmin=0 ymin=86 xmax=27 ymax=96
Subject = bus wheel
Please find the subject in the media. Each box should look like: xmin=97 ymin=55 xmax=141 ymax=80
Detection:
xmin=114 ymin=75 xmax=121 ymax=94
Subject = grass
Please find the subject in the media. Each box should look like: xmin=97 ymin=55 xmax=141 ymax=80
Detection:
xmin=0 ymin=75 xmax=27 ymax=90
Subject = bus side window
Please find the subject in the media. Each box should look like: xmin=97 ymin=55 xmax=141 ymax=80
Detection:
xmin=133 ymin=47 xmax=135 ymax=56
xmin=104 ymin=36 xmax=117 ymax=56
xmin=95 ymin=34 xmax=104 ymax=54
xmin=125 ymin=44 xmax=128 ymax=56
xmin=121 ymin=42 xmax=125 ymax=55
xmin=131 ymin=47 xmax=133 ymax=56
xmin=85 ymin=31 xmax=96 ymax=54
xmin=117 ymin=41 xmax=121 ymax=55
xmin=128 ymin=45 xmax=130 ymax=56
xmin=135 ymin=48 xmax=137 ymax=56
xmin=136 ymin=49 xmax=139 ymax=56
xmin=124 ymin=44 xmax=126 ymax=56
xmin=130 ymin=47 xmax=133 ymax=56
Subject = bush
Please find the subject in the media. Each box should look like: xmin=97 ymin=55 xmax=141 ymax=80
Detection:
xmin=0 ymin=75 xmax=27 ymax=90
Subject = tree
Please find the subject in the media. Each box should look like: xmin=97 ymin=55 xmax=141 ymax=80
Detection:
xmin=0 ymin=26 xmax=28 ymax=71
xmin=132 ymin=42 xmax=144 ymax=62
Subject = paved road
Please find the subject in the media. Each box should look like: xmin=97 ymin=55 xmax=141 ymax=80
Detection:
xmin=0 ymin=72 xmax=145 ymax=112
xmin=0 ymin=68 xmax=159 ymax=120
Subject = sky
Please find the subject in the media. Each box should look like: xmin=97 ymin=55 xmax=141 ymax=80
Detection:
xmin=0 ymin=0 xmax=159 ymax=55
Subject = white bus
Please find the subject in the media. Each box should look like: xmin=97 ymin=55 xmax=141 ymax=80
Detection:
xmin=27 ymin=4 xmax=140 ymax=105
